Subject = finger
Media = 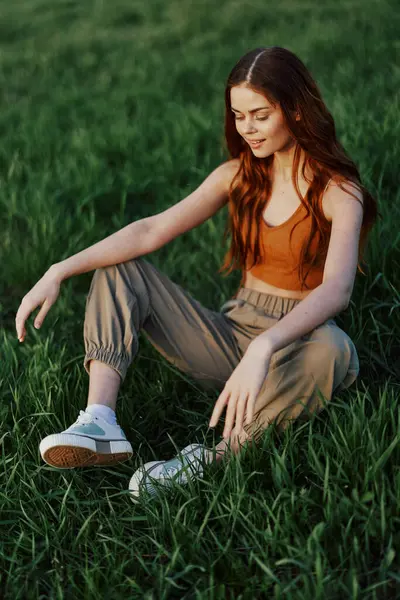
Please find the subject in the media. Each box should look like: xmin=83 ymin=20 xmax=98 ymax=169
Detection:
xmin=34 ymin=299 xmax=50 ymax=328
xmin=245 ymin=395 xmax=256 ymax=425
xmin=223 ymin=392 xmax=239 ymax=438
xmin=15 ymin=306 xmax=29 ymax=340
xmin=234 ymin=392 xmax=250 ymax=434
xmin=15 ymin=318 xmax=23 ymax=340
xmin=209 ymin=388 xmax=229 ymax=427
xmin=16 ymin=327 xmax=26 ymax=342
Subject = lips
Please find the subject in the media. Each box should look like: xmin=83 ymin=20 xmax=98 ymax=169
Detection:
xmin=247 ymin=138 xmax=266 ymax=148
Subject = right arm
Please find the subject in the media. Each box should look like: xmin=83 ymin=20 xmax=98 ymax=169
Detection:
xmin=51 ymin=217 xmax=155 ymax=283
xmin=52 ymin=159 xmax=238 ymax=282
xmin=15 ymin=159 xmax=239 ymax=341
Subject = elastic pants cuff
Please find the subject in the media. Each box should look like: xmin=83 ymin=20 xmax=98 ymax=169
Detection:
xmin=83 ymin=346 xmax=129 ymax=382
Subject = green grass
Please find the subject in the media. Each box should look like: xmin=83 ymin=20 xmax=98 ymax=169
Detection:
xmin=1 ymin=0 xmax=399 ymax=597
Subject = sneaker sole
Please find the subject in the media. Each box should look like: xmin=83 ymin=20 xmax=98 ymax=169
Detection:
xmin=39 ymin=433 xmax=133 ymax=468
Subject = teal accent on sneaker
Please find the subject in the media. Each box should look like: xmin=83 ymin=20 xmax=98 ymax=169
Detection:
xmin=68 ymin=423 xmax=106 ymax=436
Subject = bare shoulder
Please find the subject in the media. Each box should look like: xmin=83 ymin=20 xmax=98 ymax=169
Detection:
xmin=323 ymin=176 xmax=364 ymax=222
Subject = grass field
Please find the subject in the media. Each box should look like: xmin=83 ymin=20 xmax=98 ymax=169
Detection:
xmin=1 ymin=0 xmax=399 ymax=597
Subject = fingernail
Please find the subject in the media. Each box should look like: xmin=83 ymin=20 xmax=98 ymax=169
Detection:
xmin=35 ymin=323 xmax=40 ymax=329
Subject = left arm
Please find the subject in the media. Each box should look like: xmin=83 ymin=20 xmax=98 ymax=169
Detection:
xmin=248 ymin=180 xmax=364 ymax=357
xmin=248 ymin=280 xmax=348 ymax=357
xmin=209 ymin=180 xmax=364 ymax=438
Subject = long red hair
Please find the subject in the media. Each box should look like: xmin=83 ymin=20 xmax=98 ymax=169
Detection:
xmin=217 ymin=46 xmax=380 ymax=296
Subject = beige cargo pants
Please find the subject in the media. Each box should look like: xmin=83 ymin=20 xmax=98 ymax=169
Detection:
xmin=83 ymin=257 xmax=360 ymax=443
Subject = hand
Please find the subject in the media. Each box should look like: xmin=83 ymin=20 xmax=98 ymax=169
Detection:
xmin=208 ymin=345 xmax=273 ymax=439
xmin=15 ymin=267 xmax=62 ymax=342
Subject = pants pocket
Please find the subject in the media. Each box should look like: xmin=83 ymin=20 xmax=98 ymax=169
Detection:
xmin=220 ymin=298 xmax=254 ymax=317
xmin=220 ymin=298 xmax=243 ymax=314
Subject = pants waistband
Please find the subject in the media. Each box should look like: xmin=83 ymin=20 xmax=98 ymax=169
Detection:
xmin=236 ymin=287 xmax=303 ymax=317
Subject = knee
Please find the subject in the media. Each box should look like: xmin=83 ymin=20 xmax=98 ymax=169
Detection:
xmin=305 ymin=331 xmax=358 ymax=398
xmin=87 ymin=266 xmax=115 ymax=295
xmin=100 ymin=258 xmax=149 ymax=280
xmin=309 ymin=341 xmax=342 ymax=371
xmin=92 ymin=261 xmax=133 ymax=284
xmin=93 ymin=264 xmax=117 ymax=280
xmin=86 ymin=265 xmax=127 ymax=304
xmin=93 ymin=258 xmax=151 ymax=288
xmin=307 ymin=330 xmax=348 ymax=374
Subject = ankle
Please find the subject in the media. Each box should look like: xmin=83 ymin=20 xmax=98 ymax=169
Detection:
xmin=87 ymin=360 xmax=121 ymax=409
xmin=85 ymin=404 xmax=117 ymax=426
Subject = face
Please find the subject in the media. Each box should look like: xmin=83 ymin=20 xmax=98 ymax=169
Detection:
xmin=230 ymin=85 xmax=297 ymax=157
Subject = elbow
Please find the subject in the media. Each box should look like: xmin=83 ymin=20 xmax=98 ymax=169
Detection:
xmin=340 ymin=290 xmax=352 ymax=310
xmin=323 ymin=281 xmax=351 ymax=311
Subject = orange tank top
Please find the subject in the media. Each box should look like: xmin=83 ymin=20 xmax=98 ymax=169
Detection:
xmin=246 ymin=186 xmax=332 ymax=291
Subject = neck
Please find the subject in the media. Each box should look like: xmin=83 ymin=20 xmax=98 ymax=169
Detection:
xmin=270 ymin=153 xmax=311 ymax=185
xmin=271 ymin=143 xmax=312 ymax=183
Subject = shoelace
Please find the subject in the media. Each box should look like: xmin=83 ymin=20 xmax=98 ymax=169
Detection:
xmin=71 ymin=410 xmax=125 ymax=437
xmin=73 ymin=410 xmax=95 ymax=426
xmin=158 ymin=466 xmax=179 ymax=480
xmin=149 ymin=451 xmax=205 ymax=482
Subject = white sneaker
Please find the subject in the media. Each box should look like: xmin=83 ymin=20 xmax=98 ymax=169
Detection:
xmin=39 ymin=410 xmax=133 ymax=468
xmin=128 ymin=443 xmax=214 ymax=503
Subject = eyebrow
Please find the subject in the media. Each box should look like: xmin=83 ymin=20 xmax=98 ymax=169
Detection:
xmin=231 ymin=106 xmax=272 ymax=113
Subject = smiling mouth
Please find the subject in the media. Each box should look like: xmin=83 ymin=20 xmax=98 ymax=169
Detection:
xmin=247 ymin=139 xmax=266 ymax=146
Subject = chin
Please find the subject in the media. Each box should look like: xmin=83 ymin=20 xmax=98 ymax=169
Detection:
xmin=252 ymin=147 xmax=270 ymax=157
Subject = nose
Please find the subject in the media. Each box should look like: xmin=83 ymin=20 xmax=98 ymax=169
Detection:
xmin=243 ymin=121 xmax=258 ymax=134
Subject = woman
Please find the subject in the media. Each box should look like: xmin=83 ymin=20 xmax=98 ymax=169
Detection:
xmin=15 ymin=46 xmax=378 ymax=502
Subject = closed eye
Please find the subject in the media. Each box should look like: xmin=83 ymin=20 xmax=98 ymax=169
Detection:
xmin=234 ymin=116 xmax=269 ymax=121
